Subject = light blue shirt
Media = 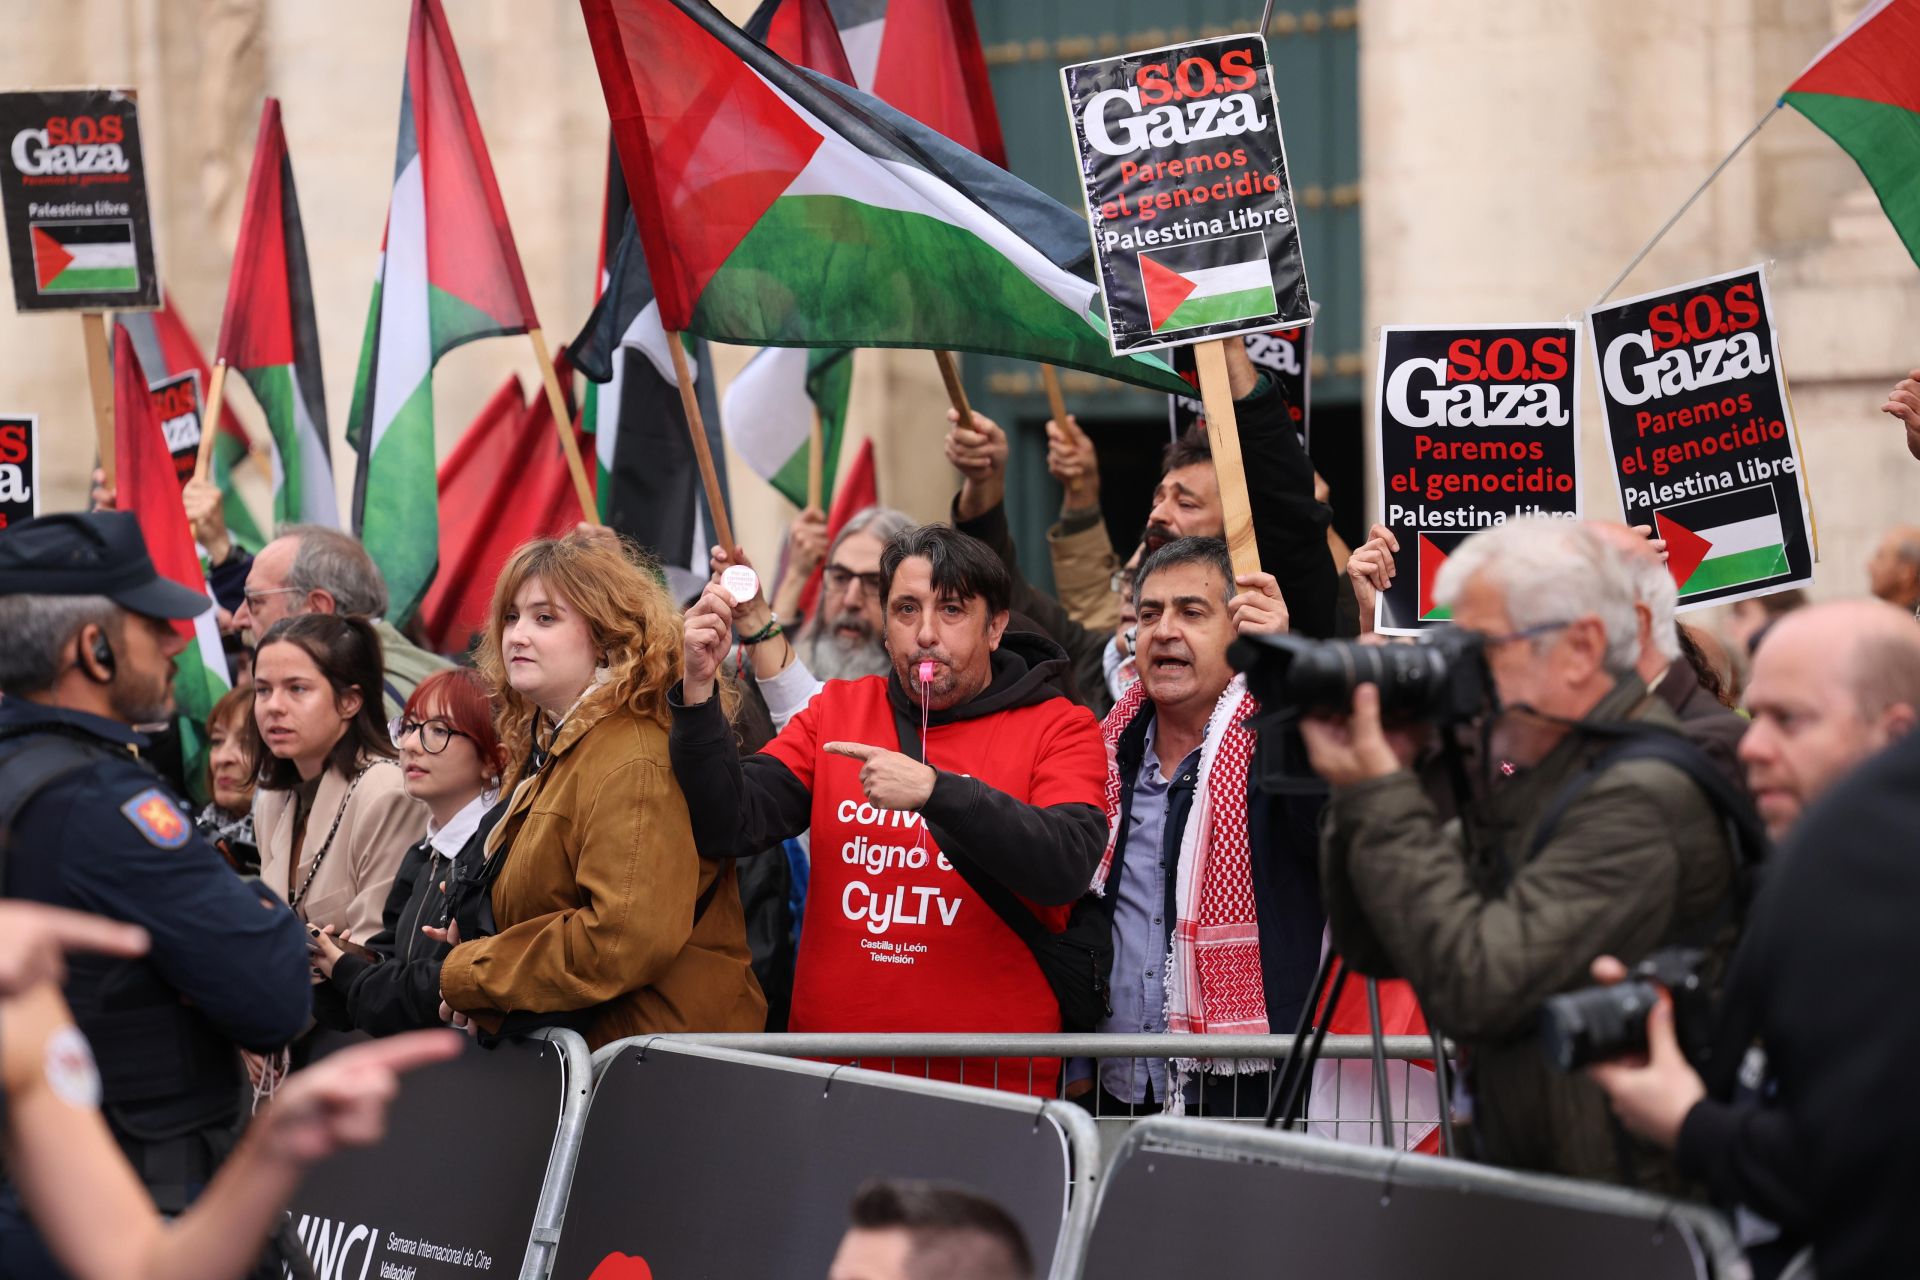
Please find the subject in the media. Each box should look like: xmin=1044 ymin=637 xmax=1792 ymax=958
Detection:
xmin=1097 ymin=720 xmax=1199 ymax=1105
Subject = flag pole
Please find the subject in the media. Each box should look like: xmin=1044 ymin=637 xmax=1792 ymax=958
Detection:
xmin=192 ymin=359 xmax=229 ymax=483
xmin=1592 ymin=103 xmax=1782 ymax=310
xmin=526 ymin=327 xmax=602 ymax=526
xmin=1193 ymin=337 xmax=1261 ymax=579
xmin=1040 ymin=365 xmax=1070 ymax=428
xmin=666 ymin=331 xmax=736 ymax=555
xmin=81 ymin=313 xmax=116 ymax=490
xmin=933 ymin=349 xmax=973 ymax=423
xmin=807 ymin=403 xmax=825 ymax=511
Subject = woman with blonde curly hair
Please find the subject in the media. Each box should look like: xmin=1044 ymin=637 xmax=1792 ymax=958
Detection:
xmin=434 ymin=533 xmax=764 ymax=1045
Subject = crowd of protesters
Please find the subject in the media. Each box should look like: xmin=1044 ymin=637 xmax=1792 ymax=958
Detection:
xmin=2 ymin=357 xmax=1919 ymax=1278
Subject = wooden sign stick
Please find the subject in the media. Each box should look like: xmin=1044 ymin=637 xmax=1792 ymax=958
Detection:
xmin=1193 ymin=337 xmax=1261 ymax=579
xmin=807 ymin=403 xmax=825 ymax=511
xmin=933 ymin=349 xmax=972 ymax=423
xmin=1040 ymin=364 xmax=1070 ymax=428
xmin=666 ymin=331 xmax=736 ymax=555
xmin=528 ymin=328 xmax=601 ymax=526
xmin=192 ymin=359 xmax=229 ymax=483
xmin=81 ymin=313 xmax=116 ymax=491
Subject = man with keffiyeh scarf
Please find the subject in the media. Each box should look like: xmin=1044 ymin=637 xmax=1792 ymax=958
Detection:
xmin=1083 ymin=536 xmax=1327 ymax=1114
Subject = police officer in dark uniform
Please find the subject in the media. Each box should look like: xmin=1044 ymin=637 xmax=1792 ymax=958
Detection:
xmin=0 ymin=512 xmax=311 ymax=1278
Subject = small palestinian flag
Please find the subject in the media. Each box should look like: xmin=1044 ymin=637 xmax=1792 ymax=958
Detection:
xmin=1656 ymin=485 xmax=1791 ymax=598
xmin=1141 ymin=232 xmax=1277 ymax=335
xmin=32 ymin=221 xmax=137 ymax=293
xmin=1417 ymin=531 xmax=1466 ymax=622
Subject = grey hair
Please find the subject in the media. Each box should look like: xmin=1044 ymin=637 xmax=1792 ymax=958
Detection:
xmin=1434 ymin=517 xmax=1641 ymax=676
xmin=1890 ymin=526 xmax=1920 ymax=570
xmin=830 ymin=505 xmax=914 ymax=561
xmin=0 ymin=593 xmax=122 ymax=695
xmin=279 ymin=524 xmax=388 ymax=619
xmin=1134 ymin=536 xmax=1235 ymax=608
xmin=1609 ymin=535 xmax=1683 ymax=663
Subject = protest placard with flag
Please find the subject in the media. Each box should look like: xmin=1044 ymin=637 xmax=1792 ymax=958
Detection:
xmin=578 ymin=0 xmax=1189 ymax=395
xmin=1783 ymin=0 xmax=1920 ymax=269
xmin=117 ymin=293 xmax=265 ymax=553
xmin=113 ymin=324 xmax=229 ymax=780
xmin=348 ymin=0 xmax=540 ymax=624
xmin=571 ymin=154 xmax=729 ymax=597
xmin=217 ymin=98 xmax=337 ymax=531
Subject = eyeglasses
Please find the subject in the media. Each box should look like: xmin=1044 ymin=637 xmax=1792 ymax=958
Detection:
xmin=824 ymin=564 xmax=885 ymax=597
xmin=389 ymin=717 xmax=471 ymax=754
xmin=1479 ymin=620 xmax=1572 ymax=650
xmin=1109 ymin=568 xmax=1138 ymax=596
xmin=242 ymin=586 xmax=302 ymax=612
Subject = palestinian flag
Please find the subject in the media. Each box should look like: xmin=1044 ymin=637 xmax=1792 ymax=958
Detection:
xmin=1783 ymin=0 xmax=1920 ymax=269
xmin=745 ymin=0 xmax=858 ymax=87
xmin=579 ymin=0 xmax=1188 ymax=395
xmin=31 ymin=221 xmax=137 ymax=293
xmin=821 ymin=0 xmax=1006 ymax=166
xmin=796 ymin=435 xmax=877 ymax=617
xmin=571 ymin=152 xmax=729 ymax=597
xmin=1142 ymin=233 xmax=1279 ymax=335
xmin=217 ymin=99 xmax=338 ymax=530
xmin=348 ymin=0 xmax=540 ymax=625
xmin=113 ymin=324 xmax=229 ymax=768
xmin=722 ymin=346 xmax=852 ymax=510
xmin=1656 ymin=486 xmax=1791 ymax=598
xmin=118 ymin=295 xmax=266 ymax=553
xmin=1417 ymin=531 xmax=1463 ymax=622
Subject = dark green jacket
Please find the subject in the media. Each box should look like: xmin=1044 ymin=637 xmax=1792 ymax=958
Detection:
xmin=1320 ymin=676 xmax=1738 ymax=1192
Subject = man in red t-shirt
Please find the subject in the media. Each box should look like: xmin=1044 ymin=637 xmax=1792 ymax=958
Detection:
xmin=670 ymin=524 xmax=1108 ymax=1095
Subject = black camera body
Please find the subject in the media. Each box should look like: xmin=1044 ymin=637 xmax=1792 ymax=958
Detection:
xmin=1229 ymin=629 xmax=1494 ymax=725
xmin=1539 ymin=946 xmax=1714 ymax=1073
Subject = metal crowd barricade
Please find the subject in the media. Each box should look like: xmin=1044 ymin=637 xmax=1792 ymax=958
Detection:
xmin=519 ymin=1028 xmax=595 ymax=1280
xmin=655 ymin=1032 xmax=1446 ymax=1145
xmin=1076 ymin=1116 xmax=1748 ymax=1279
xmin=556 ymin=1037 xmax=1102 ymax=1279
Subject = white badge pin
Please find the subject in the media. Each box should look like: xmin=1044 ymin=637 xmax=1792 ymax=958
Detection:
xmin=722 ymin=564 xmax=760 ymax=605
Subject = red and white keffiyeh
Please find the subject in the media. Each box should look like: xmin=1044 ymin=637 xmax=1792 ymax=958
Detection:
xmin=1092 ymin=674 xmax=1268 ymax=1063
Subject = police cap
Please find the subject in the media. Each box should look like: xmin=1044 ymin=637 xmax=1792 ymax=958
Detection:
xmin=0 ymin=511 xmax=208 ymax=619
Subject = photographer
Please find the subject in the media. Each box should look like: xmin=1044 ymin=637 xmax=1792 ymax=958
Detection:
xmin=1298 ymin=517 xmax=1739 ymax=1191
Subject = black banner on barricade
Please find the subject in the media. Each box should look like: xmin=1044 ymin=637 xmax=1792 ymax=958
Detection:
xmin=1061 ymin=34 xmax=1311 ymax=355
xmin=150 ymin=370 xmax=202 ymax=490
xmin=0 ymin=416 xmax=37 ymax=528
xmin=0 ymin=89 xmax=159 ymax=313
xmin=1374 ymin=324 xmax=1582 ymax=634
xmin=1081 ymin=1120 xmax=1725 ymax=1279
xmin=1169 ymin=320 xmax=1312 ymax=445
xmin=1588 ymin=265 xmax=1814 ymax=612
xmin=287 ymin=1036 xmax=565 ymax=1280
xmin=551 ymin=1043 xmax=1078 ymax=1279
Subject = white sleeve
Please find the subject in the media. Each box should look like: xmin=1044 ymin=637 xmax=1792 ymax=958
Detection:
xmin=759 ymin=654 xmax=826 ymax=732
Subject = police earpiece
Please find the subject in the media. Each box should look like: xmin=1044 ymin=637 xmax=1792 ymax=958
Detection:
xmin=89 ymin=631 xmax=115 ymax=678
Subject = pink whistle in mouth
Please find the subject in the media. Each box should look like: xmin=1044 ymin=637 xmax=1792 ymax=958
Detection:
xmin=918 ymin=660 xmax=936 ymax=685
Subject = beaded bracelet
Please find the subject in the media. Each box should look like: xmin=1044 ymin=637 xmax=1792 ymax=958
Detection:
xmin=739 ymin=616 xmax=785 ymax=645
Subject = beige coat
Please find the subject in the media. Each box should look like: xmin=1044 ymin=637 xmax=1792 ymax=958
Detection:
xmin=256 ymin=755 xmax=425 ymax=943
xmin=439 ymin=699 xmax=764 ymax=1048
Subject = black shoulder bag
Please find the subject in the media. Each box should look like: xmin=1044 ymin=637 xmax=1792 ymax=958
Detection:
xmin=890 ymin=703 xmax=1113 ymax=1032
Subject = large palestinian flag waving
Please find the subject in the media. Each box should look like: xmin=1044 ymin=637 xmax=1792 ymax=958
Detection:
xmin=348 ymin=0 xmax=540 ymax=624
xmin=217 ymin=98 xmax=337 ymax=530
xmin=1783 ymin=0 xmax=1920 ymax=269
xmin=579 ymin=0 xmax=1187 ymax=395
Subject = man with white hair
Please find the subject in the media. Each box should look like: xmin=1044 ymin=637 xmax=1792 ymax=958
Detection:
xmin=1299 ymin=516 xmax=1739 ymax=1192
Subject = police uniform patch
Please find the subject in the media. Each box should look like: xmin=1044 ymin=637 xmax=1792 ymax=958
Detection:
xmin=121 ymin=787 xmax=191 ymax=848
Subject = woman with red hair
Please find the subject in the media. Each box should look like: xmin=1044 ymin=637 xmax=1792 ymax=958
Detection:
xmin=310 ymin=667 xmax=506 ymax=1035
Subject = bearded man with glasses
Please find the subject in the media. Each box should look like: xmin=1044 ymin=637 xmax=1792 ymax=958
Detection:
xmin=1297 ymin=516 xmax=1742 ymax=1194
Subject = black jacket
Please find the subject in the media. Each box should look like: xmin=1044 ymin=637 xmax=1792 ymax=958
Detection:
xmin=1104 ymin=698 xmax=1326 ymax=1031
xmin=1677 ymin=729 xmax=1920 ymax=1279
xmin=669 ymin=628 xmax=1107 ymax=907
xmin=315 ymin=834 xmax=465 ymax=1036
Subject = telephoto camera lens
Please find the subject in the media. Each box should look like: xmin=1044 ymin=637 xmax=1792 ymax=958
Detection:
xmin=1538 ymin=980 xmax=1663 ymax=1073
